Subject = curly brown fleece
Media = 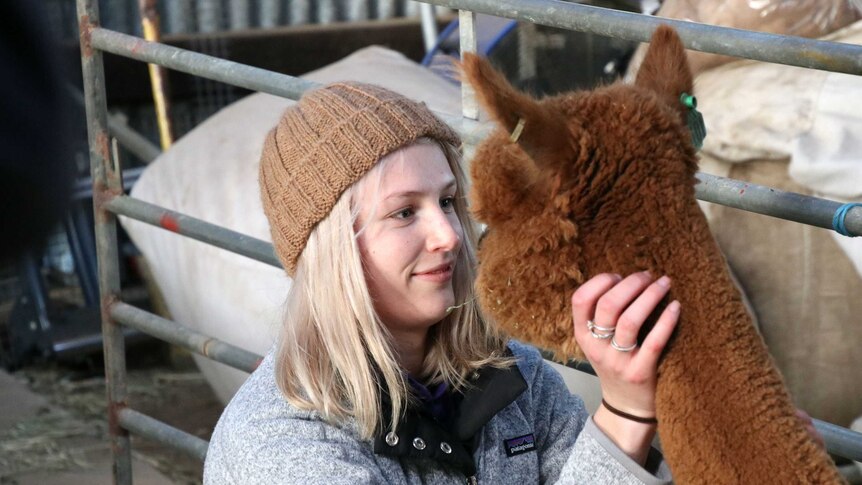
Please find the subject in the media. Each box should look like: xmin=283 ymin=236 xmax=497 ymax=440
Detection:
xmin=463 ymin=26 xmax=842 ymax=484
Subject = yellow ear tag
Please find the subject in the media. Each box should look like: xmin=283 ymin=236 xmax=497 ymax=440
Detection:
xmin=509 ymin=118 xmax=526 ymax=144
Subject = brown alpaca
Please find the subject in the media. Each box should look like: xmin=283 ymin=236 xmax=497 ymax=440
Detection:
xmin=463 ymin=26 xmax=842 ymax=484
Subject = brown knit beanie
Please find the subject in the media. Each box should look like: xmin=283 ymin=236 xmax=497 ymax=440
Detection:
xmin=259 ymin=81 xmax=460 ymax=275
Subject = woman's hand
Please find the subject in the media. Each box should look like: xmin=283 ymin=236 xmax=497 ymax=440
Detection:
xmin=796 ymin=409 xmax=826 ymax=450
xmin=572 ymin=271 xmax=681 ymax=464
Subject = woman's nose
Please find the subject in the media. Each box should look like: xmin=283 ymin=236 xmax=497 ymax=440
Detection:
xmin=427 ymin=211 xmax=462 ymax=253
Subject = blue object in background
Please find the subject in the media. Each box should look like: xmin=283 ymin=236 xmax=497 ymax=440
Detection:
xmin=422 ymin=14 xmax=518 ymax=84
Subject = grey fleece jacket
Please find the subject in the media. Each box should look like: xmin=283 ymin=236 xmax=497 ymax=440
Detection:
xmin=204 ymin=340 xmax=671 ymax=484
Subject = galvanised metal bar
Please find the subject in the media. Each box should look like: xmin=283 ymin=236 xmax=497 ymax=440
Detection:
xmin=110 ymin=303 xmax=862 ymax=462
xmin=109 ymin=152 xmax=860 ymax=242
xmin=421 ymin=0 xmax=862 ymax=76
xmin=73 ymin=167 xmax=144 ymax=200
xmin=108 ymin=120 xmax=161 ymax=163
xmin=814 ymin=420 xmax=862 ymax=462
xmin=420 ymin=3 xmax=439 ymax=52
xmin=77 ymin=1 xmax=133 ymax=483
xmin=90 ymin=28 xmax=317 ymax=101
xmin=695 ymin=173 xmax=861 ymax=237
xmin=110 ymin=301 xmax=263 ymax=373
xmin=68 ymin=85 xmax=162 ymax=163
xmin=459 ymin=10 xmax=478 ymax=120
xmin=105 ymin=195 xmax=282 ymax=268
xmin=85 ymin=27 xmax=862 ymax=236
xmin=118 ymin=408 xmax=209 ymax=461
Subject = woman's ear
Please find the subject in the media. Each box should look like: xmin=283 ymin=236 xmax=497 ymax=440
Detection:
xmin=459 ymin=53 xmax=574 ymax=169
xmin=634 ymin=25 xmax=694 ymax=124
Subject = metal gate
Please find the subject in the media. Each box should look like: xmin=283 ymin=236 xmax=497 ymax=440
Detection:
xmin=76 ymin=0 xmax=862 ymax=482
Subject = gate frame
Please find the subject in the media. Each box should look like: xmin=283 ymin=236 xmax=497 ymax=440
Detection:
xmin=76 ymin=0 xmax=862 ymax=482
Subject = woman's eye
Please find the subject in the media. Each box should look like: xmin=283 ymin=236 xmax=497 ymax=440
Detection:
xmin=393 ymin=207 xmax=414 ymax=219
xmin=440 ymin=196 xmax=455 ymax=211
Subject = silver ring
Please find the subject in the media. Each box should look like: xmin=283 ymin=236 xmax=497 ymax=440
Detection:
xmin=587 ymin=319 xmax=616 ymax=333
xmin=610 ymin=337 xmax=637 ymax=352
xmin=590 ymin=327 xmax=615 ymax=339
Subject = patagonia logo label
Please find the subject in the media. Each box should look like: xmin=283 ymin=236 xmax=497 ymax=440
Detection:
xmin=504 ymin=433 xmax=536 ymax=457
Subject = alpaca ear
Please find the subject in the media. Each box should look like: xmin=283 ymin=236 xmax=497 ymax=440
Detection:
xmin=635 ymin=25 xmax=694 ymax=124
xmin=459 ymin=53 xmax=574 ymax=168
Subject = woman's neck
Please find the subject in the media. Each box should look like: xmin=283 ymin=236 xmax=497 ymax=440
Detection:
xmin=392 ymin=329 xmax=429 ymax=377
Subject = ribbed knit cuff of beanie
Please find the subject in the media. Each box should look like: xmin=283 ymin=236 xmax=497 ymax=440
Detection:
xmin=258 ymin=82 xmax=460 ymax=275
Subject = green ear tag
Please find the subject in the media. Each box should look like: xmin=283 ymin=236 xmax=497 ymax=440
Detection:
xmin=680 ymin=93 xmax=706 ymax=150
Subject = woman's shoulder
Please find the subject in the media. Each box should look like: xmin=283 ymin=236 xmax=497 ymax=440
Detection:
xmin=204 ymin=350 xmax=366 ymax=482
xmin=506 ymin=339 xmax=546 ymax=378
xmin=207 ymin=350 xmax=360 ymax=453
xmin=506 ymin=340 xmax=577 ymax=402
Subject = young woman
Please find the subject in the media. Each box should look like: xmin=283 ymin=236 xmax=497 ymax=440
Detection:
xmin=203 ymin=82 xmax=678 ymax=484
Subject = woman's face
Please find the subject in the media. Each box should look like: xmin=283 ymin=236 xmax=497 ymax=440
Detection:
xmin=354 ymin=142 xmax=463 ymax=339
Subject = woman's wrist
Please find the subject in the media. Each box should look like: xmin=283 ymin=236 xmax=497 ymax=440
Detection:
xmin=593 ymin=404 xmax=657 ymax=466
xmin=600 ymin=398 xmax=658 ymax=424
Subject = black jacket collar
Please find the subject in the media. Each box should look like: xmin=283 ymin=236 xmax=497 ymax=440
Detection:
xmin=372 ymin=349 xmax=528 ymax=477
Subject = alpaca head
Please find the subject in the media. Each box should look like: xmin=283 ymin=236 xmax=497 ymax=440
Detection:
xmin=462 ymin=25 xmax=699 ymax=219
xmin=461 ymin=26 xmax=702 ymax=359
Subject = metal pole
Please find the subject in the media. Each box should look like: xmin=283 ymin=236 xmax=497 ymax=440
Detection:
xmin=88 ymin=28 xmax=862 ymax=237
xmin=110 ymin=301 xmax=263 ymax=373
xmin=814 ymin=420 xmax=862 ymax=462
xmin=87 ymin=24 xmax=862 ymax=235
xmin=90 ymin=28 xmax=316 ymax=101
xmin=422 ymin=0 xmax=862 ymax=75
xmin=419 ymin=3 xmax=438 ymax=53
xmin=106 ymin=195 xmax=282 ymax=268
xmin=68 ymin=85 xmax=162 ymax=163
xmin=107 ymin=118 xmax=161 ymax=163
xmin=459 ymin=10 xmax=478 ymax=120
xmin=695 ymin=173 xmax=862 ymax=237
xmin=90 ymin=27 xmax=488 ymax=142
xmin=76 ymin=1 xmax=132 ymax=483
xmin=118 ymin=408 xmax=209 ymax=461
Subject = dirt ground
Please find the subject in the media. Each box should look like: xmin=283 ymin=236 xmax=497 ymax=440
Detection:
xmin=0 ymin=341 xmax=224 ymax=485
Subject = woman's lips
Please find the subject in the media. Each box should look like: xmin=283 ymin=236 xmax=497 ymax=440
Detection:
xmin=413 ymin=264 xmax=454 ymax=283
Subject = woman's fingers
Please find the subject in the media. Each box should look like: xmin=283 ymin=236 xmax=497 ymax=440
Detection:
xmin=572 ymin=273 xmax=622 ymax=341
xmin=612 ymin=276 xmax=672 ymax=348
xmin=634 ymin=300 xmax=680 ymax=370
xmin=592 ymin=271 xmax=654 ymax=338
xmin=795 ymin=409 xmax=825 ymax=449
xmin=573 ymin=272 xmax=679 ymax=368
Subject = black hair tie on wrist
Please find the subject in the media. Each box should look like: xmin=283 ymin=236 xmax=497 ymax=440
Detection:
xmin=601 ymin=399 xmax=658 ymax=425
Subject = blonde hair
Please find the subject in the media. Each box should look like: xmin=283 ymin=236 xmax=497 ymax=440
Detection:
xmin=274 ymin=139 xmax=511 ymax=439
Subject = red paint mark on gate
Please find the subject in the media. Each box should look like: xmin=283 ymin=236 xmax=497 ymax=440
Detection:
xmin=160 ymin=214 xmax=180 ymax=232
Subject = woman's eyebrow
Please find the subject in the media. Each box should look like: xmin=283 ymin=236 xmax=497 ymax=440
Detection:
xmin=383 ymin=180 xmax=457 ymax=201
